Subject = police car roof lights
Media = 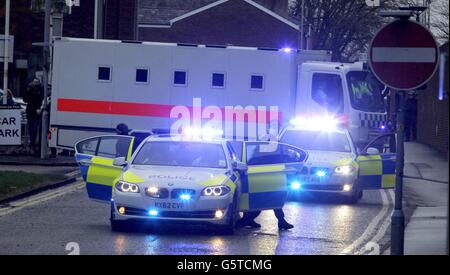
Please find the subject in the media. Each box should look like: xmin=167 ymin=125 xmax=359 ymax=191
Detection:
xmin=182 ymin=127 xmax=224 ymax=139
xmin=289 ymin=115 xmax=339 ymax=131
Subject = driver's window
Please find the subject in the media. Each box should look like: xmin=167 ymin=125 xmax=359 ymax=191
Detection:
xmin=246 ymin=143 xmax=307 ymax=165
xmin=76 ymin=137 xmax=99 ymax=155
xmin=97 ymin=136 xmax=132 ymax=159
xmin=362 ymin=134 xmax=395 ymax=154
xmin=280 ymin=143 xmax=308 ymax=163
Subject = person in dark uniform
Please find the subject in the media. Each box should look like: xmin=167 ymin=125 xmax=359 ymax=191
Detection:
xmin=404 ymin=92 xmax=418 ymax=141
xmin=237 ymin=208 xmax=294 ymax=230
xmin=115 ymin=123 xmax=130 ymax=158
xmin=23 ymin=78 xmax=44 ymax=155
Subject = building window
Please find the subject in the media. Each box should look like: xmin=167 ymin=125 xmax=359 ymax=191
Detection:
xmin=136 ymin=68 xmax=149 ymax=84
xmin=97 ymin=66 xmax=112 ymax=82
xmin=250 ymin=75 xmax=264 ymax=90
xmin=212 ymin=72 xmax=226 ymax=88
xmin=173 ymin=70 xmax=188 ymax=86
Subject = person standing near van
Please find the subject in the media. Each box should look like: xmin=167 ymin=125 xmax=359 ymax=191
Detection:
xmin=23 ymin=78 xmax=44 ymax=155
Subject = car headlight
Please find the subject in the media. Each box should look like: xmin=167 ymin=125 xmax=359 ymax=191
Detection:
xmin=115 ymin=181 xmax=140 ymax=193
xmin=202 ymin=186 xmax=231 ymax=196
xmin=334 ymin=165 xmax=355 ymax=175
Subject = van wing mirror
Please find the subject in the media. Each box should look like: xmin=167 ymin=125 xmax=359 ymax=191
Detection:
xmin=113 ymin=157 xmax=128 ymax=167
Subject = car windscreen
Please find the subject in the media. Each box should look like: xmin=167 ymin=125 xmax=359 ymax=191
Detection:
xmin=346 ymin=71 xmax=386 ymax=113
xmin=280 ymin=130 xmax=352 ymax=153
xmin=132 ymin=141 xmax=227 ymax=169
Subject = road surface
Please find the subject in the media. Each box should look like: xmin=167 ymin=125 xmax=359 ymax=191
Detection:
xmin=0 ymin=180 xmax=394 ymax=255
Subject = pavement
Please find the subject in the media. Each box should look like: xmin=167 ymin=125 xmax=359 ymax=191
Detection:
xmin=402 ymin=142 xmax=449 ymax=255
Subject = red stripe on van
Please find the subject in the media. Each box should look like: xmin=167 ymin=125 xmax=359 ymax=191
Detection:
xmin=57 ymin=98 xmax=282 ymax=123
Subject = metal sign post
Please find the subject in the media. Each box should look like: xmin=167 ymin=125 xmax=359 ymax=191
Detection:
xmin=369 ymin=12 xmax=439 ymax=255
xmin=391 ymin=90 xmax=405 ymax=255
xmin=2 ymin=0 xmax=10 ymax=105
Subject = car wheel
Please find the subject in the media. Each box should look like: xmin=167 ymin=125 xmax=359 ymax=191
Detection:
xmin=217 ymin=193 xmax=238 ymax=235
xmin=110 ymin=202 xmax=129 ymax=232
xmin=343 ymin=185 xmax=361 ymax=204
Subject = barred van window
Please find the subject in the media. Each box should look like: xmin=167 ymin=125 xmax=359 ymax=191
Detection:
xmin=174 ymin=70 xmax=188 ymax=86
xmin=136 ymin=68 xmax=149 ymax=84
xmin=250 ymin=75 xmax=264 ymax=90
xmin=97 ymin=66 xmax=112 ymax=82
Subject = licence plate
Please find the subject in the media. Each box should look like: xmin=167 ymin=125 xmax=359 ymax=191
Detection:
xmin=154 ymin=202 xmax=184 ymax=209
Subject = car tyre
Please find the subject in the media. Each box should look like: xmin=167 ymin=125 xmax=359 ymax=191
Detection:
xmin=344 ymin=185 xmax=362 ymax=204
xmin=217 ymin=193 xmax=238 ymax=235
xmin=110 ymin=202 xmax=129 ymax=232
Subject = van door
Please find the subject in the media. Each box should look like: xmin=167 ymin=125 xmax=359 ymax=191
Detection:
xmin=239 ymin=142 xmax=307 ymax=211
xmin=75 ymin=135 xmax=134 ymax=202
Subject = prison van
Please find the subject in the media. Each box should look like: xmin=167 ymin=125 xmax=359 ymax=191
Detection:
xmin=49 ymin=37 xmax=387 ymax=150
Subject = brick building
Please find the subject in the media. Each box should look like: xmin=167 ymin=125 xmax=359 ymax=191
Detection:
xmin=137 ymin=0 xmax=299 ymax=49
xmin=416 ymin=42 xmax=449 ymax=157
xmin=0 ymin=0 xmax=137 ymax=97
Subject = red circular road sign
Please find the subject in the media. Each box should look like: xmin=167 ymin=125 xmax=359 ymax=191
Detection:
xmin=369 ymin=19 xmax=439 ymax=90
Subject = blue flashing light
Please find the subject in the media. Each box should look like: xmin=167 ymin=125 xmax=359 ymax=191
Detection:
xmin=290 ymin=181 xmax=302 ymax=190
xmin=282 ymin=47 xmax=293 ymax=53
xmin=148 ymin=209 xmax=159 ymax=216
xmin=315 ymin=170 xmax=327 ymax=177
xmin=179 ymin=194 xmax=192 ymax=201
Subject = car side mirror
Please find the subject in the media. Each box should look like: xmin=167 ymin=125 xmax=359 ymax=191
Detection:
xmin=232 ymin=160 xmax=248 ymax=172
xmin=366 ymin=147 xmax=380 ymax=155
xmin=113 ymin=157 xmax=128 ymax=167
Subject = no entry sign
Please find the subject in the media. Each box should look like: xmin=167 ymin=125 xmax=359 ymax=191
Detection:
xmin=369 ymin=19 xmax=439 ymax=90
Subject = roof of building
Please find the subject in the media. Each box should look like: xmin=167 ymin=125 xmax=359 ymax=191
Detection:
xmin=138 ymin=0 xmax=299 ymax=27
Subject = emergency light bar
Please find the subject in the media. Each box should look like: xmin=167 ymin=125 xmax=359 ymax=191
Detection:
xmin=289 ymin=115 xmax=339 ymax=131
xmin=182 ymin=127 xmax=224 ymax=139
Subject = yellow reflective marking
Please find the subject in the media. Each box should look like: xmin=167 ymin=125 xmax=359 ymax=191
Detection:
xmin=127 ymin=138 xmax=134 ymax=160
xmin=87 ymin=156 xmax=122 ymax=186
xmin=198 ymin=174 xmax=228 ymax=186
xmin=332 ymin=157 xmax=356 ymax=167
xmin=122 ymin=170 xmax=145 ymax=183
xmin=357 ymin=155 xmax=382 ymax=176
xmin=239 ymin=193 xmax=249 ymax=211
xmin=382 ymin=174 xmax=395 ymax=188
xmin=247 ymin=165 xmax=285 ymax=174
xmin=248 ymin=174 xmax=286 ymax=193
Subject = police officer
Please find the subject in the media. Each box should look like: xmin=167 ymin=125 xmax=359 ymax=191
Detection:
xmin=115 ymin=123 xmax=130 ymax=158
xmin=237 ymin=208 xmax=294 ymax=230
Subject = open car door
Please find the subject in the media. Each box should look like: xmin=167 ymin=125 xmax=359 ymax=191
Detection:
xmin=75 ymin=135 xmax=134 ymax=202
xmin=356 ymin=133 xmax=396 ymax=189
xmin=239 ymin=141 xmax=307 ymax=211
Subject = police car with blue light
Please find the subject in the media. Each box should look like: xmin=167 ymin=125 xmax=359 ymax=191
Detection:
xmin=280 ymin=116 xmax=396 ymax=204
xmin=74 ymin=128 xmax=307 ymax=234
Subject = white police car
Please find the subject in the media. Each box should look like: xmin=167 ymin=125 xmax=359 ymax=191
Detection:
xmin=75 ymin=129 xmax=307 ymax=233
xmin=280 ymin=116 xmax=397 ymax=203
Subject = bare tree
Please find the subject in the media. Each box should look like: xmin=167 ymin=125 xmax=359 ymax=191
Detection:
xmin=290 ymin=0 xmax=399 ymax=62
xmin=431 ymin=0 xmax=449 ymax=43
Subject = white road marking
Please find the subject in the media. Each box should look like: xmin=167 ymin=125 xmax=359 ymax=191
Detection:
xmin=355 ymin=189 xmax=395 ymax=255
xmin=0 ymin=180 xmax=85 ymax=217
xmin=372 ymin=47 xmax=436 ymax=63
xmin=340 ymin=189 xmax=391 ymax=254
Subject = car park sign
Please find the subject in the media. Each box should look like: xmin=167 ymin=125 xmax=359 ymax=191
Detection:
xmin=0 ymin=105 xmax=21 ymax=145
xmin=369 ymin=19 xmax=439 ymax=90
